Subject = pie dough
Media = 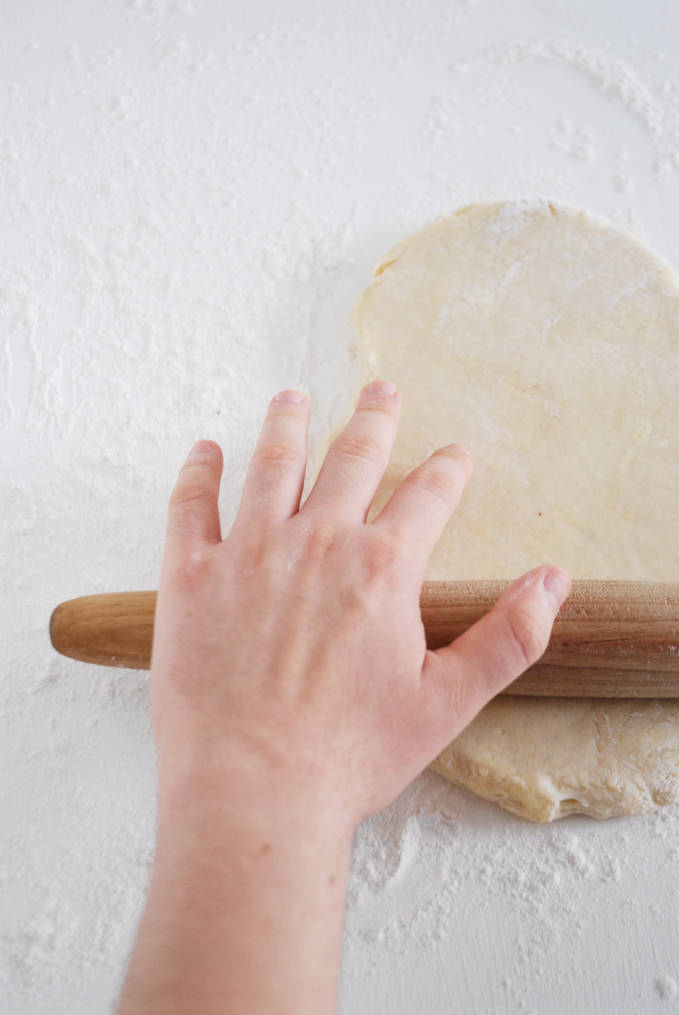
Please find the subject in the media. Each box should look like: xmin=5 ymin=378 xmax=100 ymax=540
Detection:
xmin=354 ymin=200 xmax=679 ymax=821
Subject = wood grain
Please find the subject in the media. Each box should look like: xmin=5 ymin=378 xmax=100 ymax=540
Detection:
xmin=49 ymin=580 xmax=679 ymax=697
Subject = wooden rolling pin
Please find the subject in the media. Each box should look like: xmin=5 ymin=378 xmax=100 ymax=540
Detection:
xmin=50 ymin=580 xmax=679 ymax=697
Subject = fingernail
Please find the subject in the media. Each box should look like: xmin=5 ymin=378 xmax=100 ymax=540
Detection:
xmin=542 ymin=567 xmax=571 ymax=610
xmin=361 ymin=379 xmax=399 ymax=400
xmin=445 ymin=443 xmax=472 ymax=458
xmin=189 ymin=440 xmax=217 ymax=461
xmin=274 ymin=390 xmax=307 ymax=405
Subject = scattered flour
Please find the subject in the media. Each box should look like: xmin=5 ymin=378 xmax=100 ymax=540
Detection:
xmin=656 ymin=972 xmax=679 ymax=1001
xmin=449 ymin=38 xmax=679 ymax=193
xmin=2 ymin=2 xmax=679 ymax=1014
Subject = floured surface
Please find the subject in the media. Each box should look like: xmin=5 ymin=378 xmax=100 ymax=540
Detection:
xmin=4 ymin=1 xmax=679 ymax=1012
xmin=357 ymin=201 xmax=679 ymax=821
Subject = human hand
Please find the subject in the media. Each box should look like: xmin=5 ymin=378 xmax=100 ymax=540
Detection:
xmin=121 ymin=381 xmax=571 ymax=1014
xmin=150 ymin=380 xmax=570 ymax=830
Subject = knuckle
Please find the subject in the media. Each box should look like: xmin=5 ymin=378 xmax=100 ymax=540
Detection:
xmin=170 ymin=482 xmax=212 ymax=511
xmin=171 ymin=548 xmax=212 ymax=589
xmin=378 ymin=522 xmax=409 ymax=554
xmin=332 ymin=432 xmax=382 ymax=465
xmin=306 ymin=518 xmax=341 ymax=563
xmin=409 ymin=465 xmax=455 ymax=504
xmin=362 ymin=530 xmax=403 ymax=577
xmin=251 ymin=444 xmax=301 ymax=493
xmin=255 ymin=443 xmax=300 ymax=468
xmin=506 ymin=605 xmax=549 ymax=668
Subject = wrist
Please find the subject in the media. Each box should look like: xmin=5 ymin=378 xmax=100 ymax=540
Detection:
xmin=155 ymin=744 xmax=358 ymax=851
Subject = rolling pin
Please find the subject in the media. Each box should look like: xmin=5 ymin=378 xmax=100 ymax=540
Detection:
xmin=50 ymin=580 xmax=679 ymax=697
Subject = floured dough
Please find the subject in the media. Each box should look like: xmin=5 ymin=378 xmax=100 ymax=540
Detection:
xmin=355 ymin=200 xmax=679 ymax=821
xmin=429 ymin=698 xmax=679 ymax=822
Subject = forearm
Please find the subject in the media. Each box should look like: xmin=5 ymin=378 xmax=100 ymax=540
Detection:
xmin=118 ymin=765 xmax=354 ymax=1015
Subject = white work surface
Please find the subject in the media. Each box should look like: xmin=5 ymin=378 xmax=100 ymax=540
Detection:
xmin=2 ymin=1 xmax=679 ymax=1012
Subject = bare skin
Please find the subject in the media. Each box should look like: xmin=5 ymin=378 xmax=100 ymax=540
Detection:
xmin=118 ymin=380 xmax=570 ymax=1015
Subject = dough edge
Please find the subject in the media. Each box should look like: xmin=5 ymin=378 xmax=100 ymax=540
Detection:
xmin=355 ymin=198 xmax=679 ymax=822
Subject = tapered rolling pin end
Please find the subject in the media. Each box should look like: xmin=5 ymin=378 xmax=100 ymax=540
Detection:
xmin=49 ymin=591 xmax=157 ymax=669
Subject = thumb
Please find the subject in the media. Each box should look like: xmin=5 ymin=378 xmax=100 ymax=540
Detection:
xmin=419 ymin=565 xmax=571 ymax=749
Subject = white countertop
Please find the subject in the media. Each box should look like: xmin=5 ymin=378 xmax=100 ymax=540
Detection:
xmin=2 ymin=1 xmax=679 ymax=1011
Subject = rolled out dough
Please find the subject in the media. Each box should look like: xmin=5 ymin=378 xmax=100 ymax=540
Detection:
xmin=355 ymin=200 xmax=679 ymax=822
